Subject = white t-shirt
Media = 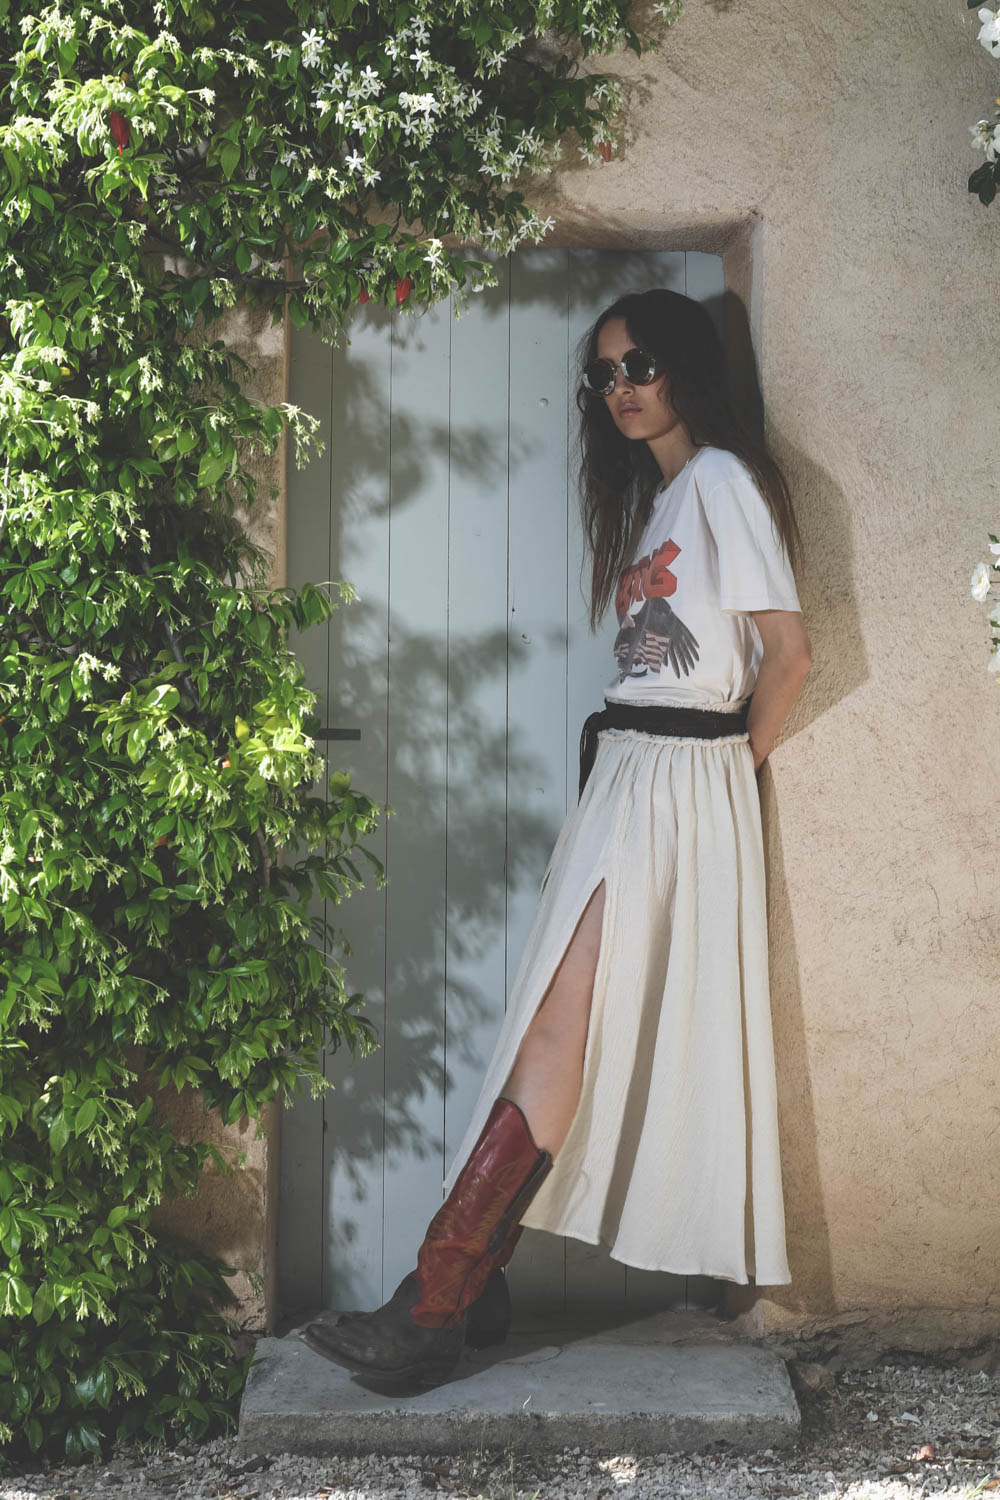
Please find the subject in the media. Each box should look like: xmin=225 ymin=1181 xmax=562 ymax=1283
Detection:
xmin=603 ymin=445 xmax=801 ymax=710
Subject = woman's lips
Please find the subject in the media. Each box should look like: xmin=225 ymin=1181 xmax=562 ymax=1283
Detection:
xmin=619 ymin=406 xmax=640 ymax=417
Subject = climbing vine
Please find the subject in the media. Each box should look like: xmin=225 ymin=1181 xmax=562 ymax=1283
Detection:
xmin=0 ymin=0 xmax=679 ymax=1468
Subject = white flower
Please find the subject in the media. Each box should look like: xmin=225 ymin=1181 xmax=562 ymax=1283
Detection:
xmin=423 ymin=237 xmax=444 ymax=266
xmin=970 ymin=119 xmax=999 ymax=161
xmin=399 ymin=90 xmax=438 ymax=116
xmin=357 ymin=65 xmax=382 ymax=97
xmin=972 ymin=561 xmax=992 ymax=601
xmin=136 ymin=355 xmax=162 ymax=394
xmin=384 ymin=36 xmax=401 ymax=59
xmin=343 ymin=151 xmax=365 ymax=172
xmin=301 ymin=28 xmax=324 ymax=67
xmin=989 ymin=540 xmax=1000 ymax=562
xmin=978 ymin=6 xmax=1000 ymax=56
xmin=988 ymin=644 xmax=1000 ymax=675
xmin=409 ymin=46 xmax=432 ymax=74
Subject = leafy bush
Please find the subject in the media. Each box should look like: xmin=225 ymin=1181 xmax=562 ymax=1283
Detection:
xmin=0 ymin=0 xmax=674 ymax=1466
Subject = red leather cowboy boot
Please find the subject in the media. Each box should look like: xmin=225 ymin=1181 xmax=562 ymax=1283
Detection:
xmin=299 ymin=1097 xmax=552 ymax=1387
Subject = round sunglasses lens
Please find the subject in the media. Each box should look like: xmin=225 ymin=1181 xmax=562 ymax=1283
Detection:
xmin=621 ymin=350 xmax=657 ymax=384
xmin=583 ymin=359 xmax=614 ymax=393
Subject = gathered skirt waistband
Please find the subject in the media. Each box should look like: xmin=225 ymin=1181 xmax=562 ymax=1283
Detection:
xmin=579 ymin=696 xmax=752 ymax=798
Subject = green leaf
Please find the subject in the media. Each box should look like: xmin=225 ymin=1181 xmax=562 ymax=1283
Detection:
xmin=75 ymin=1365 xmax=113 ymax=1407
xmin=0 ymin=1208 xmax=21 ymax=1256
xmin=126 ymin=722 xmax=156 ymax=763
xmin=219 ymin=140 xmax=240 ymax=180
xmin=198 ymin=451 xmax=228 ymax=488
xmin=49 ymin=1112 xmax=70 ymax=1156
xmin=31 ymin=1280 xmax=54 ymax=1327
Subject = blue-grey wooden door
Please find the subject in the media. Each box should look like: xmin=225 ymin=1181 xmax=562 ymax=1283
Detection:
xmin=278 ymin=249 xmax=726 ymax=1319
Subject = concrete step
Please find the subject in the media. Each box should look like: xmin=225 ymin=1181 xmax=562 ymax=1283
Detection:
xmin=237 ymin=1307 xmax=800 ymax=1459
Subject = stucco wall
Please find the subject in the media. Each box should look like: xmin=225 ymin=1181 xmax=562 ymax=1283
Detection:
xmin=167 ymin=0 xmax=1000 ymax=1344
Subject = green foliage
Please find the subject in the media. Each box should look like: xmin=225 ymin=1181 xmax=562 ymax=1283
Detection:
xmin=0 ymin=0 xmax=674 ymax=1468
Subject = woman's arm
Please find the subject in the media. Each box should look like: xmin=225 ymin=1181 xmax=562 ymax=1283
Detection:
xmin=745 ymin=610 xmax=812 ymax=773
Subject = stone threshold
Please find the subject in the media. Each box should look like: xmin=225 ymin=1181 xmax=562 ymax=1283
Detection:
xmin=237 ymin=1307 xmax=801 ymax=1458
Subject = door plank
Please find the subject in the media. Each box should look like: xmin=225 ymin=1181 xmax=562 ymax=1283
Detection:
xmin=321 ymin=305 xmax=394 ymax=1313
xmin=442 ymin=254 xmax=513 ymax=1173
xmin=379 ymin=295 xmax=453 ymax=1294
xmin=277 ymin=318 xmax=333 ymax=1314
xmin=501 ymin=248 xmax=574 ymax=1310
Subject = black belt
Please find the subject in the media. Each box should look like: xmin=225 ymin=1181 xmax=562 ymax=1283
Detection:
xmin=578 ymin=696 xmax=752 ymax=799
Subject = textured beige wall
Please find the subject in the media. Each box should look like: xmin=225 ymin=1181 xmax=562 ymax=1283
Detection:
xmin=519 ymin=0 xmax=997 ymax=1345
xmin=168 ymin=0 xmax=1000 ymax=1345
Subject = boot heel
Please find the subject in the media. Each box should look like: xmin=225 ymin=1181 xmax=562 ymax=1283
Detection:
xmin=464 ymin=1267 xmax=512 ymax=1349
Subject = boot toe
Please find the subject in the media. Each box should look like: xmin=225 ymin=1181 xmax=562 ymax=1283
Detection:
xmin=298 ymin=1275 xmax=466 ymax=1387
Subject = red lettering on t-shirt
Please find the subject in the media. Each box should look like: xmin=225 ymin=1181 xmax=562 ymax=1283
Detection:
xmin=616 ymin=539 xmax=680 ymax=621
xmin=646 ymin=539 xmax=680 ymax=598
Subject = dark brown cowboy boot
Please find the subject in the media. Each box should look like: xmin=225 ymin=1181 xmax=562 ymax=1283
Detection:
xmin=463 ymin=1224 xmax=523 ymax=1350
xmin=334 ymin=1224 xmax=524 ymax=1352
xmin=299 ymin=1097 xmax=552 ymax=1387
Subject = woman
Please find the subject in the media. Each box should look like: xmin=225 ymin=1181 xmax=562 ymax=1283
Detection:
xmin=301 ymin=287 xmax=812 ymax=1389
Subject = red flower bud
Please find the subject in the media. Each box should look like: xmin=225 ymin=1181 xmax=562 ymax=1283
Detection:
xmin=110 ymin=111 xmax=131 ymax=154
xmin=358 ymin=283 xmax=371 ymax=304
xmin=598 ymin=141 xmax=612 ymax=162
xmin=395 ymin=274 xmax=413 ymax=306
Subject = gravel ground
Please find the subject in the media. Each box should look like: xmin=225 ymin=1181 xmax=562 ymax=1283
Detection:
xmin=3 ymin=1340 xmax=1000 ymax=1500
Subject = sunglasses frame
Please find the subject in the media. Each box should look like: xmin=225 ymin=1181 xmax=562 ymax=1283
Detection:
xmin=582 ymin=346 xmax=662 ymax=396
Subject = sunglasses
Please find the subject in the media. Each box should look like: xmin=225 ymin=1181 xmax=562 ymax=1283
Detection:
xmin=582 ymin=347 xmax=662 ymax=395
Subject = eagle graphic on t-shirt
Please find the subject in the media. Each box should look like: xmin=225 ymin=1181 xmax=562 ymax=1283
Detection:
xmin=614 ymin=537 xmax=700 ymax=681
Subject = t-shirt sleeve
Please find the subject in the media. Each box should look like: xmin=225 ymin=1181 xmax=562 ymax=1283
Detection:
xmin=701 ymin=467 xmax=801 ymax=614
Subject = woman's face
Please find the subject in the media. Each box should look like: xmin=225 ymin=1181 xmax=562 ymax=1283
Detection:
xmin=594 ymin=317 xmax=684 ymax=444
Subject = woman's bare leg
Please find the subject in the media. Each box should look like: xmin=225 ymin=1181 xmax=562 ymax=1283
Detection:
xmin=501 ymin=881 xmax=605 ymax=1157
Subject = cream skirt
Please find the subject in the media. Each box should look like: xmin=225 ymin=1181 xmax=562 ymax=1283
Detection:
xmin=441 ymin=719 xmax=792 ymax=1287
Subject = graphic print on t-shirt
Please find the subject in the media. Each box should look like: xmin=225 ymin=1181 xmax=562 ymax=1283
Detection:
xmin=614 ymin=537 xmax=700 ymax=682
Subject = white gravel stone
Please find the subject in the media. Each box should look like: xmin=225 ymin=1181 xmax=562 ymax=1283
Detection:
xmin=3 ymin=1348 xmax=1000 ymax=1500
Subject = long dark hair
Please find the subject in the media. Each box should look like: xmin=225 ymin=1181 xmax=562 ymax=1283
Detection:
xmin=576 ymin=288 xmax=803 ymax=627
